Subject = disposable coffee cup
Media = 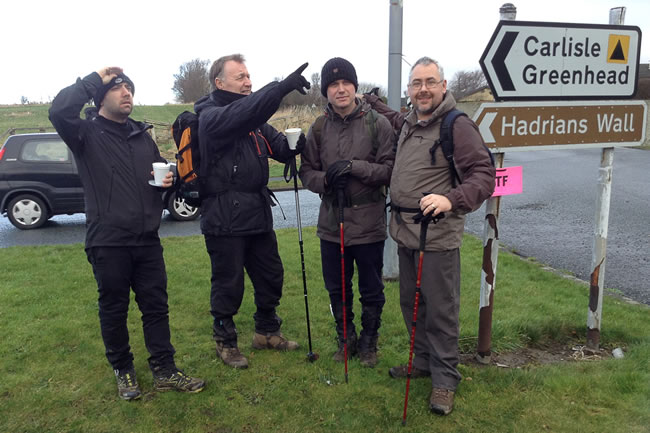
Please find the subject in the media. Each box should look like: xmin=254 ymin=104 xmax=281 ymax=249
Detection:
xmin=152 ymin=162 xmax=170 ymax=185
xmin=285 ymin=128 xmax=302 ymax=150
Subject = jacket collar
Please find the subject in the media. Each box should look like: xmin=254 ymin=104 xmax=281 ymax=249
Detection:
xmin=325 ymin=98 xmax=367 ymax=122
xmin=405 ymin=91 xmax=457 ymax=128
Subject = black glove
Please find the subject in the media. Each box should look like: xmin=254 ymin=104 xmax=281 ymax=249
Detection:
xmin=291 ymin=133 xmax=306 ymax=155
xmin=326 ymin=160 xmax=352 ymax=190
xmin=365 ymin=87 xmax=380 ymax=97
xmin=412 ymin=209 xmax=445 ymax=225
xmin=279 ymin=63 xmax=310 ymax=95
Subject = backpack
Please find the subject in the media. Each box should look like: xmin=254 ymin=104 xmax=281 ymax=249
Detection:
xmin=171 ymin=111 xmax=203 ymax=207
xmin=429 ymin=108 xmax=495 ymax=188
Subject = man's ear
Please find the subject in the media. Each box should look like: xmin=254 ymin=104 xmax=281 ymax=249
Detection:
xmin=214 ymin=78 xmax=221 ymax=90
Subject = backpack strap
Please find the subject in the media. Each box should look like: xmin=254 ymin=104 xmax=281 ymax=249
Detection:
xmin=311 ymin=114 xmax=327 ymax=150
xmin=431 ymin=108 xmax=467 ymax=188
xmin=363 ymin=109 xmax=380 ymax=161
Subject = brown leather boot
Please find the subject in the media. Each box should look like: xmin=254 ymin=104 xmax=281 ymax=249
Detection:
xmin=332 ymin=333 xmax=358 ymax=362
xmin=216 ymin=342 xmax=249 ymax=369
xmin=252 ymin=331 xmax=299 ymax=351
xmin=429 ymin=388 xmax=455 ymax=415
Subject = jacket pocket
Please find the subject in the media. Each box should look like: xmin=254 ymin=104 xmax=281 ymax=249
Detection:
xmin=230 ymin=191 xmax=266 ymax=234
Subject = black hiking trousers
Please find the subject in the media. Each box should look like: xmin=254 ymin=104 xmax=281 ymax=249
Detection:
xmin=86 ymin=244 xmax=176 ymax=372
xmin=320 ymin=239 xmax=386 ymax=345
xmin=204 ymin=232 xmax=285 ymax=346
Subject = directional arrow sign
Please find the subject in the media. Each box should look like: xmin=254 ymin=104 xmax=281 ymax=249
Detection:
xmin=480 ymin=21 xmax=642 ymax=100
xmin=473 ymin=101 xmax=647 ymax=152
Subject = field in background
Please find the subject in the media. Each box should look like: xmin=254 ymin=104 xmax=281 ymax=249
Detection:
xmin=0 ymin=104 xmax=323 ymax=187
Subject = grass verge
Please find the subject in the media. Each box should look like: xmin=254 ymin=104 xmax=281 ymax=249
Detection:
xmin=0 ymin=229 xmax=648 ymax=432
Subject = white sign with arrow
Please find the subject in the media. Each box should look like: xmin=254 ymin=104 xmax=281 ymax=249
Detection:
xmin=480 ymin=21 xmax=642 ymax=101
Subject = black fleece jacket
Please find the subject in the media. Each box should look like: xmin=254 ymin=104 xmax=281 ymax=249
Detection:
xmin=49 ymin=72 xmax=166 ymax=248
xmin=194 ymin=83 xmax=295 ymax=237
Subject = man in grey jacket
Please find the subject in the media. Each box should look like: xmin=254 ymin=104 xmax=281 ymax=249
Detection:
xmin=300 ymin=58 xmax=395 ymax=367
xmin=366 ymin=57 xmax=494 ymax=415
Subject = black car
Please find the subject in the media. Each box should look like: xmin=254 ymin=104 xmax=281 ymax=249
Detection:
xmin=0 ymin=133 xmax=199 ymax=230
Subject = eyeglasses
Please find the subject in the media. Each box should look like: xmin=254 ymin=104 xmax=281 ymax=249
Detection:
xmin=408 ymin=78 xmax=443 ymax=90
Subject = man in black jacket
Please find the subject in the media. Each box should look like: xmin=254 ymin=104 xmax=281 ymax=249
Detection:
xmin=49 ymin=67 xmax=204 ymax=400
xmin=195 ymin=54 xmax=309 ymax=369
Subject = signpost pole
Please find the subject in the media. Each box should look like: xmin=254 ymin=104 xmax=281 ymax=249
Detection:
xmin=476 ymin=2 xmax=516 ymax=364
xmin=587 ymin=7 xmax=625 ymax=350
xmin=382 ymin=0 xmax=403 ymax=280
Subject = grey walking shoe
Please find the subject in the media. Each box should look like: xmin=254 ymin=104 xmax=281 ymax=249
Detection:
xmin=114 ymin=367 xmax=141 ymax=401
xmin=153 ymin=368 xmax=205 ymax=393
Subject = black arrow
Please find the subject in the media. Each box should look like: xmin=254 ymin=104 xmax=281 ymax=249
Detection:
xmin=492 ymin=31 xmax=518 ymax=91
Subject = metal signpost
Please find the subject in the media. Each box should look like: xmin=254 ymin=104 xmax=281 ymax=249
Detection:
xmin=475 ymin=5 xmax=645 ymax=358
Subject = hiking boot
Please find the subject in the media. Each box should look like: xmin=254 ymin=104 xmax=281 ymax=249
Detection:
xmin=388 ymin=364 xmax=430 ymax=379
xmin=216 ymin=342 xmax=249 ymax=369
xmin=359 ymin=350 xmax=378 ymax=368
xmin=358 ymin=334 xmax=379 ymax=368
xmin=429 ymin=388 xmax=455 ymax=415
xmin=252 ymin=331 xmax=299 ymax=351
xmin=333 ymin=333 xmax=358 ymax=363
xmin=153 ymin=368 xmax=205 ymax=393
xmin=114 ymin=367 xmax=141 ymax=401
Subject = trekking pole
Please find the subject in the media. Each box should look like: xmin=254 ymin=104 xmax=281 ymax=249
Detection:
xmin=402 ymin=211 xmax=439 ymax=426
xmin=285 ymin=157 xmax=318 ymax=362
xmin=338 ymin=188 xmax=349 ymax=384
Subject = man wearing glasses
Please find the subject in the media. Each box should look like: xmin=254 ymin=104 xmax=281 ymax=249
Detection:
xmin=364 ymin=57 xmax=494 ymax=415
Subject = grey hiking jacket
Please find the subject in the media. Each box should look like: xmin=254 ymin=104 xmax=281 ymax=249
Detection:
xmin=388 ymin=92 xmax=495 ymax=251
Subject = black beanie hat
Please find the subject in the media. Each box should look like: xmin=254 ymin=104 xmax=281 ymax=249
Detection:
xmin=94 ymin=73 xmax=135 ymax=107
xmin=320 ymin=57 xmax=358 ymax=97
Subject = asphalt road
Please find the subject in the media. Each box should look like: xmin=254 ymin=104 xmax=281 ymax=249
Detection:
xmin=464 ymin=146 xmax=650 ymax=306
xmin=0 ymin=189 xmax=322 ymax=247
xmin=1 ymin=148 xmax=648 ymax=305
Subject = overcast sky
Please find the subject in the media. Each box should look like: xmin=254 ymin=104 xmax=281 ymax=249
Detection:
xmin=2 ymin=0 xmax=648 ymax=105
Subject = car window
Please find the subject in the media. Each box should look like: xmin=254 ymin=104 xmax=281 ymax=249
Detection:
xmin=21 ymin=139 xmax=69 ymax=162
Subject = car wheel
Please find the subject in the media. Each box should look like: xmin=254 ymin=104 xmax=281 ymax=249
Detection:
xmin=167 ymin=191 xmax=199 ymax=221
xmin=7 ymin=194 xmax=49 ymax=229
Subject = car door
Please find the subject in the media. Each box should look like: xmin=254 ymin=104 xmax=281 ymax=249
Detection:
xmin=7 ymin=135 xmax=84 ymax=214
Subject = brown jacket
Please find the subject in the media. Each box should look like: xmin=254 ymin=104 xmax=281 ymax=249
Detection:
xmin=388 ymin=92 xmax=495 ymax=251
xmin=299 ymin=100 xmax=395 ymax=246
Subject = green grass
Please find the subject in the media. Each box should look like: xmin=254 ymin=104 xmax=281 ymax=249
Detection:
xmin=0 ymin=230 xmax=648 ymax=433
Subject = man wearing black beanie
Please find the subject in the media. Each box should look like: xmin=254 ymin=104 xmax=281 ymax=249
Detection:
xmin=300 ymin=57 xmax=395 ymax=368
xmin=49 ymin=67 xmax=205 ymax=400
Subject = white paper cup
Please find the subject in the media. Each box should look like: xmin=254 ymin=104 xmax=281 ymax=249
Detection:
xmin=285 ymin=128 xmax=302 ymax=150
xmin=153 ymin=162 xmax=170 ymax=185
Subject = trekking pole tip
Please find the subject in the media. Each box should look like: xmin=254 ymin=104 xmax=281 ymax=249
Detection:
xmin=307 ymin=352 xmax=319 ymax=362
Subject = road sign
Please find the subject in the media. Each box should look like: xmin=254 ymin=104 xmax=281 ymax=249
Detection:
xmin=473 ymin=100 xmax=647 ymax=152
xmin=480 ymin=21 xmax=642 ymax=100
